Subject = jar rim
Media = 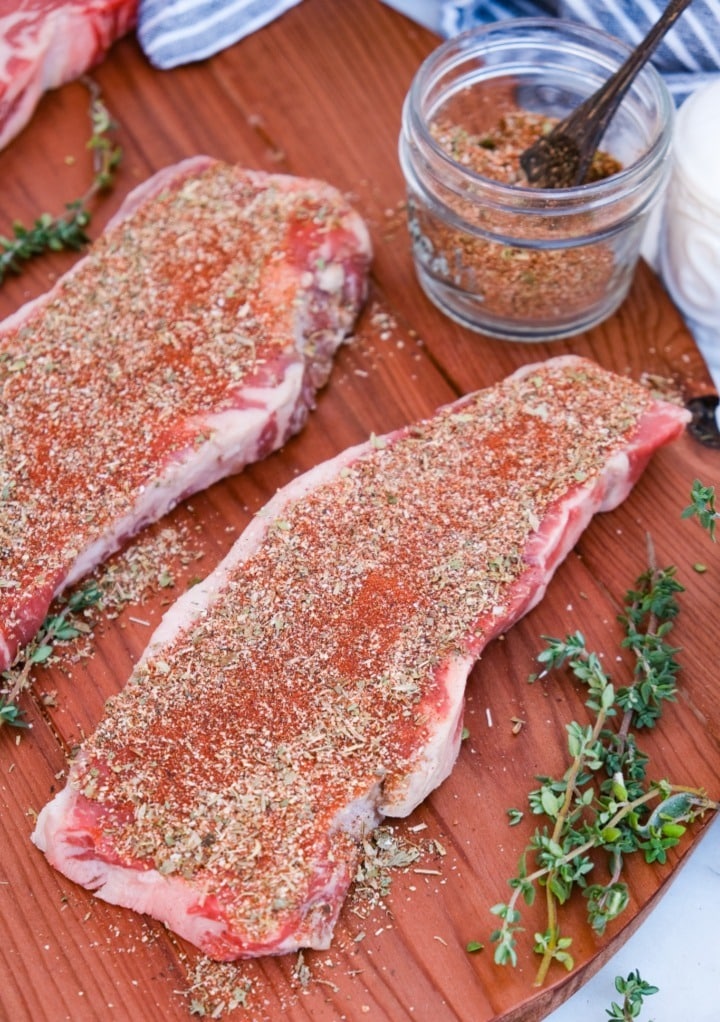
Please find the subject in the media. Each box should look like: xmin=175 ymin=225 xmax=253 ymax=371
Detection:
xmin=406 ymin=17 xmax=674 ymax=205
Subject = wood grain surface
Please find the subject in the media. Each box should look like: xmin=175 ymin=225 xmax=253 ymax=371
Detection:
xmin=1 ymin=2 xmax=718 ymax=1021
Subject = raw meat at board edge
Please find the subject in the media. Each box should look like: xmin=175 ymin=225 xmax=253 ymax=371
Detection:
xmin=0 ymin=155 xmax=372 ymax=673
xmin=0 ymin=0 xmax=138 ymax=151
xmin=32 ymin=356 xmax=689 ymax=961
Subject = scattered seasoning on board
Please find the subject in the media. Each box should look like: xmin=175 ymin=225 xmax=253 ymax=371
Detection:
xmin=66 ymin=359 xmax=654 ymax=956
xmin=90 ymin=522 xmax=204 ymax=616
xmin=178 ymin=823 xmax=441 ymax=1018
xmin=416 ymin=110 xmax=624 ymax=321
xmin=185 ymin=959 xmax=255 ymax=1017
xmin=351 ymin=825 xmax=423 ymax=913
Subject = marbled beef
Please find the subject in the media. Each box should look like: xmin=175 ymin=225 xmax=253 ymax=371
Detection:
xmin=0 ymin=0 xmax=137 ymax=150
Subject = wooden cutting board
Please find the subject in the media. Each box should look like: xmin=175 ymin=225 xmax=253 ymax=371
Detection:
xmin=0 ymin=2 xmax=718 ymax=1020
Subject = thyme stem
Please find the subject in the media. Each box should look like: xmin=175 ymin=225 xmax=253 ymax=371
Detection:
xmin=0 ymin=78 xmax=121 ymax=284
xmin=682 ymin=480 xmax=718 ymax=541
xmin=527 ymin=785 xmax=717 ymax=986
xmin=0 ymin=581 xmax=103 ymax=728
xmin=487 ymin=557 xmax=717 ymax=983
xmin=535 ymin=700 xmax=612 ymax=984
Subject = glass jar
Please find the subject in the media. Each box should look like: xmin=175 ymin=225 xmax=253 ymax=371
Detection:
xmin=398 ymin=19 xmax=674 ymax=342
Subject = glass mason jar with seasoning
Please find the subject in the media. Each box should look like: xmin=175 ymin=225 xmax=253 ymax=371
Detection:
xmin=399 ymin=19 xmax=674 ymax=342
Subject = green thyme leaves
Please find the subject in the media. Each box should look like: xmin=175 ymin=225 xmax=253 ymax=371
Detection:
xmin=0 ymin=78 xmax=121 ymax=284
xmin=682 ymin=479 xmax=718 ymax=541
xmin=481 ymin=559 xmax=718 ymax=985
xmin=606 ymin=970 xmax=659 ymax=1021
xmin=0 ymin=580 xmax=103 ymax=728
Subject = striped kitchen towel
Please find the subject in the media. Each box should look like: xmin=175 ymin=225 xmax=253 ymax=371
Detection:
xmin=137 ymin=0 xmax=720 ymax=102
xmin=138 ymin=0 xmax=303 ymax=69
xmin=441 ymin=0 xmax=720 ymax=104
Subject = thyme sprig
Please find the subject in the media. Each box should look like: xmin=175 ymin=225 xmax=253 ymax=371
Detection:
xmin=0 ymin=580 xmax=103 ymax=728
xmin=606 ymin=970 xmax=659 ymax=1021
xmin=0 ymin=78 xmax=121 ymax=284
xmin=682 ymin=479 xmax=718 ymax=541
xmin=486 ymin=561 xmax=718 ymax=986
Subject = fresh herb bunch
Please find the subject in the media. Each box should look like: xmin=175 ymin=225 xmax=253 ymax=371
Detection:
xmin=0 ymin=78 xmax=121 ymax=284
xmin=682 ymin=479 xmax=718 ymax=541
xmin=0 ymin=580 xmax=103 ymax=728
xmin=486 ymin=561 xmax=718 ymax=986
xmin=606 ymin=970 xmax=659 ymax=1021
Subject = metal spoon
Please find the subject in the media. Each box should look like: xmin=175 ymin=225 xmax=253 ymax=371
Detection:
xmin=520 ymin=0 xmax=694 ymax=189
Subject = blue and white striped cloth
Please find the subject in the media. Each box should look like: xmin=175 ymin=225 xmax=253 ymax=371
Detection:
xmin=441 ymin=1 xmax=720 ymax=104
xmin=138 ymin=0 xmax=303 ymax=69
xmin=137 ymin=1 xmax=720 ymax=105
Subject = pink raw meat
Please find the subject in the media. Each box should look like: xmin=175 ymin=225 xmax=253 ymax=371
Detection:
xmin=0 ymin=0 xmax=137 ymax=150
xmin=0 ymin=155 xmax=371 ymax=672
xmin=32 ymin=355 xmax=689 ymax=961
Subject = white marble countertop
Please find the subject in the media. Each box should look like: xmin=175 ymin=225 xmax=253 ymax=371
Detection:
xmin=385 ymin=2 xmax=720 ymax=1017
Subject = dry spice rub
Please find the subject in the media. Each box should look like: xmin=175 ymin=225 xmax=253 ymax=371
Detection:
xmin=33 ymin=357 xmax=689 ymax=961
xmin=0 ymin=159 xmax=370 ymax=672
xmin=423 ymin=111 xmax=623 ymax=321
xmin=434 ymin=111 xmax=622 ymax=187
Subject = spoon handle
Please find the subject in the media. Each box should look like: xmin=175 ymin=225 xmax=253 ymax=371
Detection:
xmin=568 ymin=0 xmax=694 ymax=183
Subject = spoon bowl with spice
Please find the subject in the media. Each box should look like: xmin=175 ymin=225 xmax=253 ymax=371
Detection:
xmin=520 ymin=0 xmax=693 ymax=189
xmin=399 ymin=19 xmax=674 ymax=342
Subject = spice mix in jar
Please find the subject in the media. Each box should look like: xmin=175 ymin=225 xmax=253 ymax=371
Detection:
xmin=399 ymin=19 xmax=674 ymax=342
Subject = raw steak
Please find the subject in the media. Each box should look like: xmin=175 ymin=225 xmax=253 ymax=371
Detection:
xmin=32 ymin=355 xmax=689 ymax=961
xmin=0 ymin=156 xmax=371 ymax=672
xmin=0 ymin=0 xmax=137 ymax=150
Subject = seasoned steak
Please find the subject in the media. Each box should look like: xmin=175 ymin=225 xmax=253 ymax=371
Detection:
xmin=0 ymin=156 xmax=371 ymax=671
xmin=32 ymin=356 xmax=688 ymax=960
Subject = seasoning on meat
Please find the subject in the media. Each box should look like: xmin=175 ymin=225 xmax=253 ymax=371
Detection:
xmin=32 ymin=356 xmax=689 ymax=961
xmin=0 ymin=156 xmax=372 ymax=672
